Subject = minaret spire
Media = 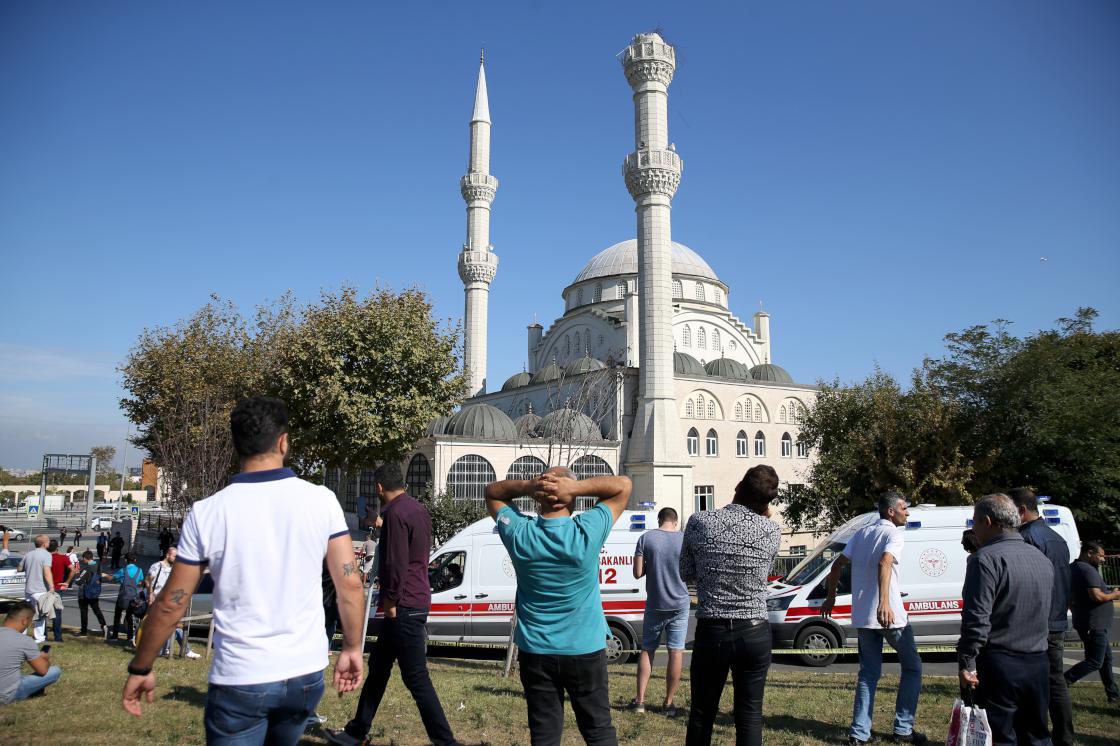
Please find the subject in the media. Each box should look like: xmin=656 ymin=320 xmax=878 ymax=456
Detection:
xmin=458 ymin=53 xmax=499 ymax=396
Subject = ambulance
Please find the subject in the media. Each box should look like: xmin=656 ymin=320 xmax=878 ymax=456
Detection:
xmin=765 ymin=503 xmax=1080 ymax=666
xmin=369 ymin=510 xmax=655 ymax=662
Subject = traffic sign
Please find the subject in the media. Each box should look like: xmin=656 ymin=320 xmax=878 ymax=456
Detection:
xmin=130 ymin=506 xmax=140 ymax=519
xmin=27 ymin=504 xmax=39 ymax=517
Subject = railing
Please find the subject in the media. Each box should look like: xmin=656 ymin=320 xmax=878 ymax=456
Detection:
xmin=771 ymin=555 xmax=802 ymax=580
xmin=1102 ymin=554 xmax=1120 ymax=588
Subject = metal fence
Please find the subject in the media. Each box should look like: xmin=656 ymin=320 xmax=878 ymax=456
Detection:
xmin=1101 ymin=555 xmax=1120 ymax=587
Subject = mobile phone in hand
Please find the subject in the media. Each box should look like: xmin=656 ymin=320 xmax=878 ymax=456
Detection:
xmin=41 ymin=645 xmax=51 ymax=653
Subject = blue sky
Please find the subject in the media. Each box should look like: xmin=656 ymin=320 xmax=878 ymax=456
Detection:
xmin=1 ymin=1 xmax=1118 ymax=470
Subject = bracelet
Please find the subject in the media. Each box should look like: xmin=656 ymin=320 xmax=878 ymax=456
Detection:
xmin=127 ymin=662 xmax=152 ymax=676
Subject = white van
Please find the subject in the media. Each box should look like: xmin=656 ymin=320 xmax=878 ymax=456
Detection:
xmin=369 ymin=510 xmax=654 ymax=662
xmin=766 ymin=504 xmax=1080 ymax=666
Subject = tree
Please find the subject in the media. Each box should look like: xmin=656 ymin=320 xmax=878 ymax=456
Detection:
xmin=89 ymin=445 xmax=118 ymax=487
xmin=272 ymin=286 xmax=468 ymax=477
xmin=419 ymin=488 xmax=487 ymax=548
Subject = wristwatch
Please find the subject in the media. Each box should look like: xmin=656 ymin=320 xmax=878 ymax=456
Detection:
xmin=127 ymin=661 xmax=152 ymax=676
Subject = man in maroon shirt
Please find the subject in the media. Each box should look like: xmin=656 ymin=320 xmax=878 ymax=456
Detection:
xmin=48 ymin=540 xmax=74 ymax=642
xmin=327 ymin=463 xmax=461 ymax=746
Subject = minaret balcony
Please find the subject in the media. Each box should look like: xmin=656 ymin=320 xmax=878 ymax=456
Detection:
xmin=458 ymin=248 xmax=499 ymax=285
xmin=623 ymin=149 xmax=683 ymax=199
xmin=460 ymin=172 xmax=499 ymax=203
xmin=622 ymin=36 xmax=675 ymax=88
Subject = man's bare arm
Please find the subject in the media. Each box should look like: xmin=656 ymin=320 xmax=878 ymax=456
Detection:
xmin=484 ymin=479 xmax=534 ymax=520
xmin=820 ymin=554 xmax=849 ymax=617
xmin=633 ymin=555 xmax=645 ymax=580
xmin=326 ymin=535 xmax=365 ymax=651
xmin=876 ymin=552 xmax=896 ymax=627
xmin=129 ymin=562 xmax=204 ymax=670
xmin=27 ymin=651 xmax=50 ymax=675
xmin=587 ymin=476 xmax=632 ymax=523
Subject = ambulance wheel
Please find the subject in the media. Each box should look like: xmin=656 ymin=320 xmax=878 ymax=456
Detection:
xmin=794 ymin=624 xmax=839 ymax=667
xmin=605 ymin=623 xmax=635 ymax=664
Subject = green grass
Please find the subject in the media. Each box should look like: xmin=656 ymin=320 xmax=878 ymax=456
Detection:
xmin=3 ymin=637 xmax=1118 ymax=745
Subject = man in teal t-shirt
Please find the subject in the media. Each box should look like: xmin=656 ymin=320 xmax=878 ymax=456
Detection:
xmin=485 ymin=467 xmax=631 ymax=746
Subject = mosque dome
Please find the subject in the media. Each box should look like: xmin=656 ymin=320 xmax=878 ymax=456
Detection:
xmin=572 ymin=239 xmax=721 ymax=285
xmin=705 ymin=358 xmax=752 ymax=381
xmin=443 ymin=404 xmax=517 ymax=440
xmin=514 ymin=412 xmax=542 ymax=438
xmin=424 ymin=416 xmax=451 ymax=437
xmin=673 ymin=351 xmax=707 ymax=377
xmin=564 ymin=356 xmax=607 ymax=376
xmin=530 ymin=362 xmax=562 ymax=384
xmin=749 ymin=363 xmax=794 ymax=384
xmin=536 ymin=409 xmax=604 ymax=442
xmin=501 ymin=371 xmax=532 ymax=391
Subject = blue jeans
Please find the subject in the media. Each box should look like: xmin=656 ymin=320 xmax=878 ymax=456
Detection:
xmin=642 ymin=607 xmax=690 ymax=651
xmin=204 ymin=669 xmax=325 ymax=746
xmin=12 ymin=666 xmax=61 ymax=701
xmin=1065 ymin=627 xmax=1119 ymax=700
xmin=851 ymin=625 xmax=922 ymax=741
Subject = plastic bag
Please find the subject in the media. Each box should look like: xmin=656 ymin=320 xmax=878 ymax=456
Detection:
xmin=946 ymin=698 xmax=969 ymax=746
xmin=964 ymin=704 xmax=992 ymax=746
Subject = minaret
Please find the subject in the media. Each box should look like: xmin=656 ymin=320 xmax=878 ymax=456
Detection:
xmin=621 ymin=33 xmax=692 ymax=510
xmin=458 ymin=51 xmax=499 ymax=396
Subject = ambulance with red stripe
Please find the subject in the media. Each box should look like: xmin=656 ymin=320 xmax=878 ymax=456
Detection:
xmin=765 ymin=503 xmax=1080 ymax=666
xmin=370 ymin=510 xmax=655 ymax=662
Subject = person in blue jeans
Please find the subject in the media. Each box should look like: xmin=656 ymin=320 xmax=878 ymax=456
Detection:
xmin=1065 ymin=541 xmax=1120 ymax=703
xmin=0 ymin=602 xmax=62 ymax=705
xmin=822 ymin=492 xmax=926 ymax=745
xmin=484 ymin=467 xmax=632 ymax=746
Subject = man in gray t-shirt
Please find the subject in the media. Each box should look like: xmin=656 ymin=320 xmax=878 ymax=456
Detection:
xmin=0 ymin=601 xmax=61 ymax=704
xmin=631 ymin=507 xmax=690 ymax=715
xmin=19 ymin=536 xmax=54 ymax=644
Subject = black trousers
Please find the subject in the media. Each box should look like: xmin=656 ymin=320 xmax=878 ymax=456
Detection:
xmin=518 ymin=649 xmax=617 ymax=746
xmin=976 ymin=649 xmax=1051 ymax=746
xmin=344 ymin=606 xmax=456 ymax=745
xmin=686 ymin=618 xmax=771 ymax=746
xmin=78 ymin=596 xmax=106 ymax=633
xmin=1045 ymin=632 xmax=1074 ymax=746
xmin=111 ymin=601 xmax=136 ymax=640
xmin=110 ymin=552 xmax=121 ymax=570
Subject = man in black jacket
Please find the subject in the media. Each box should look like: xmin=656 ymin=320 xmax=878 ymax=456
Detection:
xmin=1010 ymin=487 xmax=1074 ymax=746
xmin=959 ymin=493 xmax=1053 ymax=746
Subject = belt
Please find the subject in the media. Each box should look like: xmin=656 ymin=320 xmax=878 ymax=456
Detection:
xmin=696 ymin=617 xmax=768 ymax=628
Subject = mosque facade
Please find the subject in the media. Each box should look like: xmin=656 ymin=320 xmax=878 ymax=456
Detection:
xmin=335 ymin=34 xmax=819 ymax=552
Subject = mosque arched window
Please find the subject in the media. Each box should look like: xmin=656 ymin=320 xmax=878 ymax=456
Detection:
xmin=617 ymin=281 xmax=627 ymax=299
xmin=593 ymin=284 xmax=602 ymax=303
xmin=754 ymin=431 xmax=766 ymax=457
xmin=696 ymin=394 xmax=705 ymax=419
xmin=447 ymin=454 xmax=496 ymax=508
xmin=707 ymin=399 xmax=716 ymax=419
xmin=682 ymin=325 xmax=691 ymax=348
xmin=695 ymin=282 xmax=706 ymax=301
xmin=577 ymin=288 xmax=584 ymax=305
xmin=736 ymin=431 xmax=748 ymax=457
xmin=779 ymin=405 xmax=787 ymax=423
xmin=714 ymin=287 xmax=723 ymax=304
xmin=698 ymin=328 xmax=707 ymax=349
xmin=781 ymin=432 xmax=793 ymax=458
xmin=797 ymin=440 xmax=810 ymax=458
xmin=687 ymin=428 xmax=699 ymax=457
xmin=734 ymin=402 xmax=743 ymax=421
xmin=565 ymin=335 xmax=571 ymax=356
xmin=685 ymin=400 xmax=695 ymax=418
xmin=742 ymin=399 xmax=752 ymax=421
xmin=706 ymin=429 xmax=718 ymax=456
xmin=405 ymin=454 xmax=432 ymax=498
xmin=672 ymin=279 xmax=683 ymax=298
xmin=712 ymin=329 xmax=721 ymax=352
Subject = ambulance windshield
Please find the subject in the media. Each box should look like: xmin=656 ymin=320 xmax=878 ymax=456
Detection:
xmin=783 ymin=542 xmax=845 ymax=586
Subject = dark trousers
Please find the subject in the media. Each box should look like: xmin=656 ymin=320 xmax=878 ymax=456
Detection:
xmin=344 ymin=606 xmax=456 ymax=745
xmin=111 ymin=601 xmax=136 ymax=640
xmin=1064 ymin=627 xmax=1119 ymax=700
xmin=78 ymin=596 xmax=106 ymax=633
xmin=111 ymin=552 xmax=121 ymax=570
xmin=1045 ymin=632 xmax=1075 ymax=746
xmin=518 ymin=649 xmax=617 ymax=746
xmin=976 ymin=650 xmax=1051 ymax=746
xmin=686 ymin=618 xmax=771 ymax=746
xmin=324 ymin=602 xmax=340 ymax=650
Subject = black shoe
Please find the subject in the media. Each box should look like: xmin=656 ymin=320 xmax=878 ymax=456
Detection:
xmin=846 ymin=738 xmax=868 ymax=745
xmin=892 ymin=731 xmax=928 ymax=745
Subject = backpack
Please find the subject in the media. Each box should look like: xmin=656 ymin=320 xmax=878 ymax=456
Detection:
xmin=118 ymin=565 xmax=141 ymax=604
xmin=81 ymin=564 xmax=103 ymax=599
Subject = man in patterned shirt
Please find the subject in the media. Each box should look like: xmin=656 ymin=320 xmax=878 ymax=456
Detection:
xmin=680 ymin=465 xmax=781 ymax=746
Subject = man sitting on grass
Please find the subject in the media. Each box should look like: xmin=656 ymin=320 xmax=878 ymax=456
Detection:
xmin=0 ymin=601 xmax=62 ymax=704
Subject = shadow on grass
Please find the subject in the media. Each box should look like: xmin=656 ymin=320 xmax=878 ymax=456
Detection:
xmin=162 ymin=684 xmax=207 ymax=708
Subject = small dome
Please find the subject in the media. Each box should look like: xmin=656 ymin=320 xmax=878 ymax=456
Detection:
xmin=750 ymin=363 xmax=794 ymax=384
xmin=501 ymin=371 xmax=532 ymax=391
xmin=564 ymin=356 xmax=607 ymax=376
xmin=444 ymin=404 xmax=517 ymax=440
xmin=705 ymin=358 xmax=751 ymax=381
xmin=537 ymin=409 xmax=603 ymax=442
xmin=423 ymin=416 xmax=451 ymax=437
xmin=530 ymin=362 xmax=562 ymax=384
xmin=673 ymin=351 xmax=707 ymax=377
xmin=514 ymin=412 xmax=542 ymax=438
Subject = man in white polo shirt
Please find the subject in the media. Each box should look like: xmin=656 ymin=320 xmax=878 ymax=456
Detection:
xmin=120 ymin=396 xmax=367 ymax=746
xmin=822 ymin=491 xmax=926 ymax=746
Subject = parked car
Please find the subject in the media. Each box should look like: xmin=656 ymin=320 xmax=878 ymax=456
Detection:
xmin=90 ymin=516 xmax=113 ymax=530
xmin=0 ymin=526 xmax=26 ymax=541
xmin=0 ymin=553 xmax=26 ymax=600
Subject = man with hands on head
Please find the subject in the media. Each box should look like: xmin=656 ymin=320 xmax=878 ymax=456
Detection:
xmin=120 ymin=396 xmax=366 ymax=746
xmin=485 ymin=468 xmax=632 ymax=746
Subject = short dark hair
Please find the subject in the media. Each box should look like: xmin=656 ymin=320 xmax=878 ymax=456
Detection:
xmin=230 ymin=396 xmax=289 ymax=458
xmin=1006 ymin=487 xmax=1038 ymax=514
xmin=373 ymin=463 xmax=406 ymax=492
xmin=6 ymin=601 xmax=34 ymax=622
xmin=733 ymin=465 xmax=779 ymax=511
xmin=657 ymin=507 xmax=678 ymax=525
xmin=960 ymin=529 xmax=981 ymax=554
xmin=877 ymin=491 xmax=907 ymax=518
xmin=1082 ymin=540 xmax=1104 ymax=555
xmin=81 ymin=550 xmax=94 ymax=560
xmin=47 ymin=539 xmax=59 ymax=552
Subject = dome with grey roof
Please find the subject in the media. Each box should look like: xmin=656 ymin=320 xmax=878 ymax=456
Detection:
xmin=424 ymin=416 xmax=451 ymax=437
xmin=444 ymin=404 xmax=517 ymax=440
xmin=750 ymin=363 xmax=794 ymax=384
xmin=564 ymin=356 xmax=607 ymax=376
xmin=514 ymin=412 xmax=542 ymax=438
xmin=501 ymin=371 xmax=532 ymax=391
xmin=530 ymin=362 xmax=562 ymax=384
xmin=705 ymin=358 xmax=751 ymax=381
xmin=536 ymin=409 xmax=603 ymax=442
xmin=572 ymin=240 xmax=721 ymax=284
xmin=673 ymin=351 xmax=707 ymax=377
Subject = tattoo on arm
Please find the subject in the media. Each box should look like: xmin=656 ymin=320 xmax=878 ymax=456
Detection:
xmin=342 ymin=561 xmax=356 ymax=577
xmin=168 ymin=589 xmax=186 ymax=605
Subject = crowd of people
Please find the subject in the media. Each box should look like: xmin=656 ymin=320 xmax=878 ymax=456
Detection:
xmin=0 ymin=394 xmax=1115 ymax=746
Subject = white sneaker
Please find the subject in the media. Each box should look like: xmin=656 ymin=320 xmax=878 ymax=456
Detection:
xmin=184 ymin=651 xmax=201 ymax=659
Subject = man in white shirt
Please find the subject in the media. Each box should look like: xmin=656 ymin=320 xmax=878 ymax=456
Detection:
xmin=119 ymin=396 xmax=367 ymax=746
xmin=822 ymin=492 xmax=925 ymax=746
xmin=146 ymin=547 xmax=199 ymax=659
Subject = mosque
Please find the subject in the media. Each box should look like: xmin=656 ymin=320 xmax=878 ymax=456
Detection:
xmin=335 ymin=33 xmax=820 ymax=552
